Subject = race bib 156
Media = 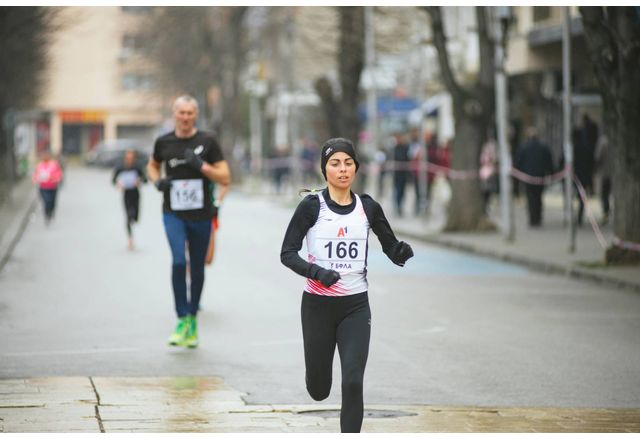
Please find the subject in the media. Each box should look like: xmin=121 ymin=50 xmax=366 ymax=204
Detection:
xmin=170 ymin=179 xmax=204 ymax=211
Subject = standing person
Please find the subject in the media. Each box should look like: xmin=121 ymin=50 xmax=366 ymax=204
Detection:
xmin=147 ymin=94 xmax=231 ymax=348
xmin=112 ymin=149 xmax=147 ymax=250
xmin=32 ymin=150 xmax=63 ymax=225
xmin=280 ymin=137 xmax=414 ymax=433
xmin=515 ymin=127 xmax=553 ymax=227
xmin=570 ymin=126 xmax=591 ymax=227
xmin=391 ymin=132 xmax=411 ymax=217
xmin=408 ymin=127 xmax=423 ymax=216
xmin=205 ymin=181 xmax=229 ymax=265
xmin=479 ymin=134 xmax=498 ymax=214
xmin=580 ymin=113 xmax=598 ymax=195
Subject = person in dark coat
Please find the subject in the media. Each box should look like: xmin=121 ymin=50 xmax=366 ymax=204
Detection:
xmin=515 ymin=127 xmax=554 ymax=227
xmin=392 ymin=132 xmax=411 ymax=217
xmin=580 ymin=113 xmax=598 ymax=194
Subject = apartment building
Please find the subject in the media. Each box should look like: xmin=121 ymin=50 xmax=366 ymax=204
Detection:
xmin=39 ymin=6 xmax=163 ymax=157
xmin=505 ymin=6 xmax=600 ymax=161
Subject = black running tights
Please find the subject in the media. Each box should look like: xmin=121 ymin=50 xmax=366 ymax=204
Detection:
xmin=301 ymin=291 xmax=371 ymax=433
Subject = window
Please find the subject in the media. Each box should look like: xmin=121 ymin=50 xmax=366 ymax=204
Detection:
xmin=121 ymin=6 xmax=152 ymax=14
xmin=120 ymin=34 xmax=144 ymax=60
xmin=533 ymin=6 xmax=551 ymax=22
xmin=122 ymin=73 xmax=155 ymax=91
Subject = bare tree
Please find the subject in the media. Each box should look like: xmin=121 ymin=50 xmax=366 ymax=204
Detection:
xmin=141 ymin=7 xmax=248 ymax=155
xmin=579 ymin=7 xmax=640 ymax=264
xmin=313 ymin=6 xmax=365 ymax=190
xmin=0 ymin=7 xmax=56 ymax=198
xmin=423 ymin=6 xmax=495 ymax=231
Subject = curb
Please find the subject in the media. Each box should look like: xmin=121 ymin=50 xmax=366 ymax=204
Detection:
xmin=0 ymin=181 xmax=37 ymax=274
xmin=395 ymin=228 xmax=640 ymax=293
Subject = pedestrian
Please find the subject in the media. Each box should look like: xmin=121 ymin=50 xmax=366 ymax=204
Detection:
xmin=147 ymin=94 xmax=231 ymax=348
xmin=112 ymin=149 xmax=147 ymax=250
xmin=373 ymin=145 xmax=387 ymax=198
xmin=280 ymin=137 xmax=414 ymax=433
xmin=580 ymin=113 xmax=598 ymax=195
xmin=479 ymin=133 xmax=498 ymax=214
xmin=571 ymin=126 xmax=591 ymax=227
xmin=205 ymin=181 xmax=229 ymax=265
xmin=32 ymin=150 xmax=63 ymax=225
xmin=408 ymin=127 xmax=423 ymax=216
xmin=392 ymin=132 xmax=411 ymax=217
xmin=515 ymin=127 xmax=553 ymax=227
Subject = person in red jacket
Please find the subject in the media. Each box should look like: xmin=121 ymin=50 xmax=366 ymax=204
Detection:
xmin=32 ymin=150 xmax=64 ymax=225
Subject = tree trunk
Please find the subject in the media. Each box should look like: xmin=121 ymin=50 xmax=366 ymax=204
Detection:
xmin=425 ymin=6 xmax=495 ymax=231
xmin=219 ymin=7 xmax=247 ymax=157
xmin=337 ymin=6 xmax=364 ymax=152
xmin=314 ymin=76 xmax=341 ymax=138
xmin=580 ymin=6 xmax=640 ymax=264
xmin=445 ymin=117 xmax=494 ymax=231
xmin=337 ymin=6 xmax=366 ymax=193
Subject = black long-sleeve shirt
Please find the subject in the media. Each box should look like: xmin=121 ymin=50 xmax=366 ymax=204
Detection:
xmin=280 ymin=188 xmax=406 ymax=280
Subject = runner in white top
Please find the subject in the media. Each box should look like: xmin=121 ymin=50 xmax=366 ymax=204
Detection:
xmin=281 ymin=137 xmax=414 ymax=433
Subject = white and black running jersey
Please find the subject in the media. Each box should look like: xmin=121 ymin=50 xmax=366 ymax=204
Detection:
xmin=281 ymin=188 xmax=409 ymax=297
xmin=305 ymin=192 xmax=369 ymax=296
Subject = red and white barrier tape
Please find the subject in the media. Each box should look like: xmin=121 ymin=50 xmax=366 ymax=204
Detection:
xmin=510 ymin=167 xmax=569 ymax=186
xmin=573 ymin=176 xmax=609 ymax=249
xmin=613 ymin=236 xmax=640 ymax=253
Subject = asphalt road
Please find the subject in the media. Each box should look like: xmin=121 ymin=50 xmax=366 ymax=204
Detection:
xmin=1 ymin=166 xmax=639 ymax=409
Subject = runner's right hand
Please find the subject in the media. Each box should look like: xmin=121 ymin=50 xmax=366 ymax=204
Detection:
xmin=316 ymin=268 xmax=341 ymax=287
xmin=154 ymin=178 xmax=172 ymax=192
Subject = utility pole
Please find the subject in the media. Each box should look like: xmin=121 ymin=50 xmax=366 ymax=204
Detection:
xmin=417 ymin=30 xmax=429 ymax=216
xmin=495 ymin=7 xmax=514 ymax=241
xmin=563 ymin=6 xmax=576 ymax=252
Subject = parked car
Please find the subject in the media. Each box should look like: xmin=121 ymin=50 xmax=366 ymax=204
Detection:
xmin=85 ymin=139 xmax=151 ymax=168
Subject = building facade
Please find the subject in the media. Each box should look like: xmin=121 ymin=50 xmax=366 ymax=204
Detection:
xmin=39 ymin=6 xmax=163 ymax=157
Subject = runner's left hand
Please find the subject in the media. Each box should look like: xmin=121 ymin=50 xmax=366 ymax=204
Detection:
xmin=392 ymin=241 xmax=414 ymax=266
xmin=184 ymin=148 xmax=204 ymax=171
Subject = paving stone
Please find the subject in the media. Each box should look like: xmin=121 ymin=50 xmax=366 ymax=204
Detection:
xmin=1 ymin=377 xmax=639 ymax=432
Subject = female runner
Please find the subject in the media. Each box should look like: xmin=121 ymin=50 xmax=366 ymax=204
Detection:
xmin=280 ymin=137 xmax=414 ymax=433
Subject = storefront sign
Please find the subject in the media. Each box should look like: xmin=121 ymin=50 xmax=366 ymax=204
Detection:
xmin=59 ymin=110 xmax=106 ymax=123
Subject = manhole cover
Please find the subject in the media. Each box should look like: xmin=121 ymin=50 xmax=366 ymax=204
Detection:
xmin=296 ymin=409 xmax=417 ymax=419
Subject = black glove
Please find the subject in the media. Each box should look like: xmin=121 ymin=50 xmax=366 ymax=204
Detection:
xmin=316 ymin=268 xmax=341 ymax=287
xmin=184 ymin=148 xmax=204 ymax=171
xmin=391 ymin=241 xmax=414 ymax=266
xmin=154 ymin=177 xmax=172 ymax=192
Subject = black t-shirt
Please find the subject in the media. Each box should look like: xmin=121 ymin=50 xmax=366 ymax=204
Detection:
xmin=153 ymin=130 xmax=224 ymax=220
xmin=280 ymin=188 xmax=406 ymax=280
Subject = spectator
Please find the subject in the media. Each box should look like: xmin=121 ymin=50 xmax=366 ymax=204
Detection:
xmin=392 ymin=132 xmax=411 ymax=217
xmin=515 ymin=127 xmax=553 ymax=227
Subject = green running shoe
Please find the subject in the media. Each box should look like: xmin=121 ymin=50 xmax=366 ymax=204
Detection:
xmin=184 ymin=315 xmax=198 ymax=349
xmin=168 ymin=316 xmax=189 ymax=346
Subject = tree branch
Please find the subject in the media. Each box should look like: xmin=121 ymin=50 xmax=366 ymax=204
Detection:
xmin=579 ymin=6 xmax=618 ymax=102
xmin=613 ymin=7 xmax=640 ymax=62
xmin=476 ymin=6 xmax=494 ymax=88
xmin=423 ymin=6 xmax=464 ymax=103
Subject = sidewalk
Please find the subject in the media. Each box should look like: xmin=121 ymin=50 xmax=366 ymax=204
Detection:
xmin=1 ymin=377 xmax=639 ymax=432
xmin=0 ymin=175 xmax=37 ymax=273
xmin=387 ymin=189 xmax=640 ymax=293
